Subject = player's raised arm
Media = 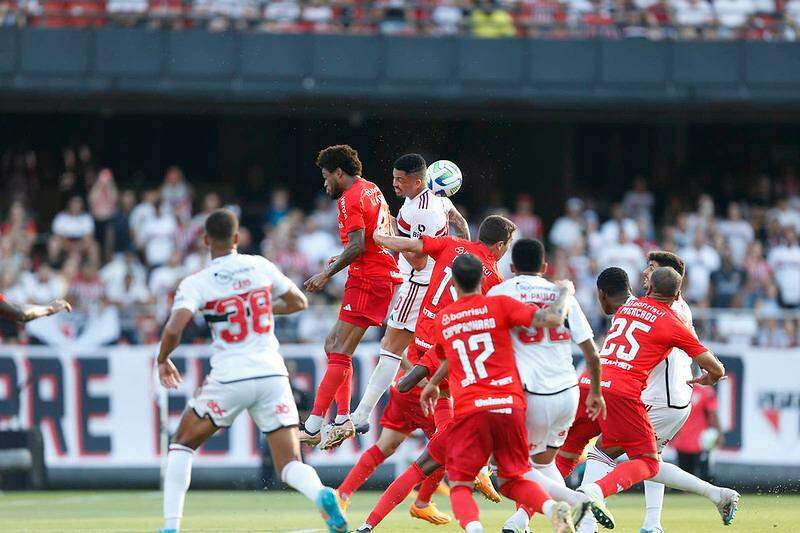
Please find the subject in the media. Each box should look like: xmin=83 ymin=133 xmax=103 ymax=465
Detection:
xmin=447 ymin=204 xmax=470 ymax=239
xmin=304 ymin=228 xmax=365 ymax=293
xmin=156 ymin=308 xmax=193 ymax=389
xmin=530 ymin=279 xmax=575 ymax=328
xmin=372 ymin=229 xmax=424 ymax=253
xmin=0 ymin=296 xmax=71 ymax=323
xmin=687 ymin=351 xmax=725 ymax=386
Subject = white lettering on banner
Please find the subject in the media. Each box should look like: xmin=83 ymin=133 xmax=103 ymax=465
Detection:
xmin=2 ymin=342 xmax=800 ymax=479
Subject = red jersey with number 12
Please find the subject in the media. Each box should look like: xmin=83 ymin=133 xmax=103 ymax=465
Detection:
xmin=431 ymin=294 xmax=537 ymax=417
xmin=338 ymin=178 xmax=401 ymax=281
xmin=595 ymin=296 xmax=708 ymax=399
xmin=413 ymin=236 xmax=502 ymax=352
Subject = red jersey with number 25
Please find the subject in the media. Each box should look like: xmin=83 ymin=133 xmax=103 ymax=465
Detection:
xmin=413 ymin=236 xmax=502 ymax=351
xmin=432 ymin=294 xmax=537 ymax=418
xmin=597 ymin=296 xmax=708 ymax=399
xmin=338 ymin=178 xmax=401 ymax=281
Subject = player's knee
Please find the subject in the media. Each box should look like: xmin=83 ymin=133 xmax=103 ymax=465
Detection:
xmin=639 ymin=455 xmax=660 ymax=478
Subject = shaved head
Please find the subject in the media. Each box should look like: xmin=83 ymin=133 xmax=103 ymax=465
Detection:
xmin=650 ymin=267 xmax=682 ymax=298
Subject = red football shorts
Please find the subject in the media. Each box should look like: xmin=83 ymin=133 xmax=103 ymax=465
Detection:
xmin=380 ymin=386 xmax=437 ymax=438
xmin=445 ymin=409 xmax=531 ymax=482
xmin=339 ymin=275 xmax=398 ymax=328
xmin=562 ymin=387 xmax=658 ymax=459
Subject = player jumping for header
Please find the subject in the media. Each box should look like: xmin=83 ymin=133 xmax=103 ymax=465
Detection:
xmin=300 ymin=145 xmax=403 ymax=450
xmin=156 ymin=209 xmax=347 ymax=533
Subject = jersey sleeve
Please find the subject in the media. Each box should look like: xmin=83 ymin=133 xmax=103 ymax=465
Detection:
xmin=172 ymin=276 xmax=203 ymax=314
xmin=421 ymin=235 xmax=449 ymax=259
xmin=670 ymin=317 xmax=709 ymax=358
xmin=339 ymin=194 xmax=366 ymax=234
xmin=259 ymin=257 xmax=293 ymax=298
xmin=567 ymin=297 xmax=594 ymax=344
xmin=497 ymin=295 xmax=538 ymax=329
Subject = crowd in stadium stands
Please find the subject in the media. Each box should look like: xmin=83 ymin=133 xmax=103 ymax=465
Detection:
xmin=0 ymin=142 xmax=798 ymax=350
xmin=2 ymin=0 xmax=800 ymax=40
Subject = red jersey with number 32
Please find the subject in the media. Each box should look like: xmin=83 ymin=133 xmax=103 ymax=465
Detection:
xmin=413 ymin=236 xmax=502 ymax=352
xmin=432 ymin=294 xmax=537 ymax=417
xmin=596 ymin=296 xmax=708 ymax=399
xmin=338 ymin=178 xmax=401 ymax=281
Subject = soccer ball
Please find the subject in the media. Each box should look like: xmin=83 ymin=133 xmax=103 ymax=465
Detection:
xmin=426 ymin=160 xmax=462 ymax=197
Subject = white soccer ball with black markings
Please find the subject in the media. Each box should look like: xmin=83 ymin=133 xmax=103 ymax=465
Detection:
xmin=426 ymin=160 xmax=462 ymax=197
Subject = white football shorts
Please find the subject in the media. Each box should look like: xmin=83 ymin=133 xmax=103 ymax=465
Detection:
xmin=646 ymin=404 xmax=692 ymax=452
xmin=387 ymin=280 xmax=427 ymax=332
xmin=189 ymin=375 xmax=299 ymax=433
xmin=525 ymin=386 xmax=580 ymax=456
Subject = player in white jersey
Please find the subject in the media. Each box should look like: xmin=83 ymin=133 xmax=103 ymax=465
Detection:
xmin=492 ymin=239 xmax=606 ymax=533
xmin=348 ymin=154 xmax=469 ymax=432
xmin=156 ymin=209 xmax=347 ymax=533
xmin=575 ymin=256 xmax=739 ymax=533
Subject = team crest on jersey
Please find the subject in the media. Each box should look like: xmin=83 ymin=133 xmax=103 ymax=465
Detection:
xmin=455 ymin=246 xmax=467 ymax=255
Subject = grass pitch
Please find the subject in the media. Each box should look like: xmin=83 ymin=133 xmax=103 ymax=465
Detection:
xmin=0 ymin=489 xmax=792 ymax=532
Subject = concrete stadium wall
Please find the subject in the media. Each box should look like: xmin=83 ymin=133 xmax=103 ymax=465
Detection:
xmin=1 ymin=28 xmax=800 ymax=112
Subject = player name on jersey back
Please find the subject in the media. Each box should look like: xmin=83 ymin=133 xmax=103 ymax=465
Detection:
xmin=595 ymin=296 xmax=708 ymax=399
xmin=488 ymin=275 xmax=593 ymax=395
xmin=395 ymin=189 xmax=450 ymax=285
xmin=172 ymin=252 xmax=293 ymax=383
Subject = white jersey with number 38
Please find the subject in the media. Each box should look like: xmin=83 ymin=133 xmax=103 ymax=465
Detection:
xmin=641 ymin=296 xmax=695 ymax=408
xmin=396 ymin=188 xmax=451 ymax=285
xmin=171 ymin=252 xmax=293 ymax=383
xmin=488 ymin=274 xmax=594 ymax=394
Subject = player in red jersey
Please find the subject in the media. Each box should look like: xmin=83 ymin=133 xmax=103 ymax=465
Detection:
xmin=0 ymin=293 xmax=71 ymax=323
xmin=355 ymin=255 xmax=592 ymax=533
xmin=301 ymin=145 xmax=403 ymax=450
xmin=556 ymin=266 xmax=725 ymax=517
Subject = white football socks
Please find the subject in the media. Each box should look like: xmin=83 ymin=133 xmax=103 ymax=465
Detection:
xmin=334 ymin=414 xmax=350 ymax=425
xmin=649 ymin=461 xmax=720 ymax=502
xmin=525 ymin=462 xmax=582 ymax=505
xmin=163 ymin=444 xmax=194 ymax=531
xmin=542 ymin=499 xmax=556 ymax=521
xmin=281 ymin=460 xmax=325 ymax=503
xmin=304 ymin=415 xmax=324 ymax=434
xmin=642 ymin=480 xmax=666 ymax=530
xmin=465 ymin=520 xmax=484 ymax=533
xmin=576 ymin=447 xmax=616 ymax=533
xmin=351 ymin=351 xmax=401 ymax=427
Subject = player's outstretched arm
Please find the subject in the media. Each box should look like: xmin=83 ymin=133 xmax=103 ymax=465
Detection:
xmin=531 ymin=280 xmax=575 ymax=328
xmin=397 ymin=365 xmax=430 ymax=392
xmin=687 ymin=351 xmax=725 ymax=386
xmin=0 ymin=297 xmax=71 ymax=323
xmin=272 ymin=283 xmax=308 ymax=315
xmin=447 ymin=205 xmax=470 ymax=239
xmin=577 ymin=338 xmax=606 ymax=420
xmin=304 ymin=228 xmax=365 ymax=292
xmin=373 ymin=229 xmax=424 ymax=253
xmin=157 ymin=309 xmax=194 ymax=389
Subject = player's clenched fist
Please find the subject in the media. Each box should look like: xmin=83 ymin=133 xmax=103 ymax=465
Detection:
xmin=158 ymin=359 xmax=183 ymax=389
xmin=419 ymin=381 xmax=440 ymax=417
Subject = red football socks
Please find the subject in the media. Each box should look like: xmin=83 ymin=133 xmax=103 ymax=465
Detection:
xmin=311 ymin=353 xmax=351 ymax=417
xmin=556 ymin=453 xmax=580 ymax=478
xmin=366 ymin=462 xmax=428 ymax=527
xmin=338 ymin=445 xmax=386 ymax=498
xmin=595 ymin=457 xmax=660 ymax=497
xmin=499 ymin=478 xmax=549 ymax=518
xmin=416 ymin=466 xmax=446 ymax=504
xmin=334 ymin=359 xmax=353 ymax=416
xmin=450 ymin=485 xmax=480 ymax=528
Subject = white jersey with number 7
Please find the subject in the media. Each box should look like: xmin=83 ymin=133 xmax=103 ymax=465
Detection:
xmin=171 ymin=251 xmax=293 ymax=383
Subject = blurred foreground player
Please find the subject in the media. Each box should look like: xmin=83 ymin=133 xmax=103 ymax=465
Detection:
xmin=301 ymin=145 xmax=403 ymax=450
xmin=0 ymin=293 xmax=71 ymax=323
xmin=557 ymin=267 xmax=726 ymax=526
xmin=357 ymin=254 xmax=597 ymax=533
xmin=156 ymin=209 xmax=346 ymax=533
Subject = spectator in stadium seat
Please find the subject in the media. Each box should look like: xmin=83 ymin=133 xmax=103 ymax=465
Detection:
xmin=374 ymin=0 xmax=415 ymax=34
xmin=709 ymin=248 xmax=746 ymax=308
xmin=430 ymin=0 xmax=465 ymax=35
xmin=296 ymin=217 xmax=339 ymax=271
xmin=471 ymin=0 xmax=517 ymax=37
xmin=767 ymin=197 xmax=800 ymax=233
xmin=11 ymin=264 xmax=68 ymax=305
xmin=130 ymin=188 xmax=159 ymax=244
xmin=600 ymin=201 xmax=639 ymax=244
xmin=302 ymin=0 xmax=335 ymax=32
xmin=149 ymin=250 xmax=185 ymax=323
xmin=89 ymin=168 xmax=119 ymax=262
xmin=510 ymin=193 xmax=543 ymax=239
xmin=767 ymin=227 xmax=800 ymax=308
xmin=713 ymin=0 xmax=756 ymax=36
xmin=1 ymin=201 xmax=36 ymax=258
xmin=718 ymin=201 xmax=754 ymax=265
xmin=48 ymin=195 xmax=99 ymax=265
xmin=596 ymin=228 xmax=646 ymax=290
xmin=549 ymin=197 xmax=585 ymax=250
xmin=263 ymin=187 xmax=291 ymax=230
xmin=741 ymin=240 xmax=771 ymax=307
xmin=679 ymin=228 xmax=721 ymax=305
xmin=261 ymin=0 xmax=301 ymax=31
xmin=160 ymin=165 xmax=192 ymax=222
xmin=623 ymin=175 xmax=654 ymax=224
xmin=673 ymin=0 xmax=715 ymax=38
xmin=106 ymin=0 xmax=149 ymax=25
xmin=106 ymin=272 xmax=151 ymax=343
xmin=111 ymin=189 xmax=137 ymax=255
xmin=100 ymin=250 xmax=148 ymax=294
xmin=136 ymin=201 xmax=177 ymax=268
